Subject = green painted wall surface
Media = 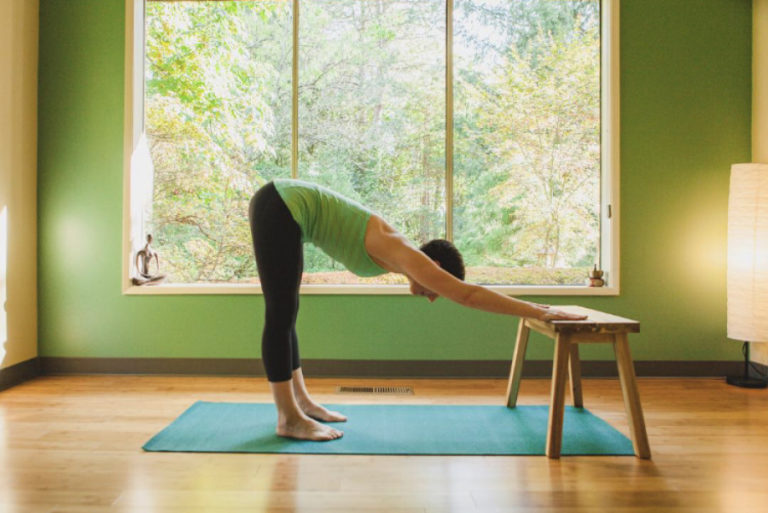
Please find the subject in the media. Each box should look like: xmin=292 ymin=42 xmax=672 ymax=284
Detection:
xmin=38 ymin=0 xmax=752 ymax=363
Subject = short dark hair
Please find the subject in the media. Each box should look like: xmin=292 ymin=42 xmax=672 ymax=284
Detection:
xmin=420 ymin=239 xmax=465 ymax=281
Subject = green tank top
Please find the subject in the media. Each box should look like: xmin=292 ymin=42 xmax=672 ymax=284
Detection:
xmin=273 ymin=179 xmax=387 ymax=277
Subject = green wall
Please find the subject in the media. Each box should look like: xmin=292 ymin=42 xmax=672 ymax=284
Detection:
xmin=37 ymin=0 xmax=752 ymax=364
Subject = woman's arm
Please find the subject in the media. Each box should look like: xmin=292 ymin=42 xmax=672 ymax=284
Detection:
xmin=366 ymin=223 xmax=586 ymax=321
xmin=400 ymin=244 xmax=583 ymax=320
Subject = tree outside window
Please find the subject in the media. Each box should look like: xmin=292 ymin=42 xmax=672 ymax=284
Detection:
xmin=143 ymin=0 xmax=602 ymax=286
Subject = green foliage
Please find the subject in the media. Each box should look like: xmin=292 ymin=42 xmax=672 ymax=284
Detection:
xmin=284 ymin=265 xmax=590 ymax=286
xmin=145 ymin=0 xmax=290 ymax=282
xmin=454 ymin=2 xmax=600 ymax=269
xmin=143 ymin=0 xmax=601 ymax=284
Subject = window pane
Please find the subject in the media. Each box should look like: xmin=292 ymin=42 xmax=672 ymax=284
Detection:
xmin=453 ymin=0 xmax=601 ymax=285
xmin=144 ymin=1 xmax=291 ymax=283
xmin=298 ymin=0 xmax=446 ymax=285
xmin=141 ymin=0 xmax=605 ymax=288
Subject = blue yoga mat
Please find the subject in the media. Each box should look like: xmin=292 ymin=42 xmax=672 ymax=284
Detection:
xmin=143 ymin=402 xmax=633 ymax=455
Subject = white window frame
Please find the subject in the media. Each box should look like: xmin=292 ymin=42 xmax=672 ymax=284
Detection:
xmin=122 ymin=0 xmax=620 ymax=296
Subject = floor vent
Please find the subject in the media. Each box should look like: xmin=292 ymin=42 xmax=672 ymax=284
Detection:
xmin=336 ymin=386 xmax=413 ymax=395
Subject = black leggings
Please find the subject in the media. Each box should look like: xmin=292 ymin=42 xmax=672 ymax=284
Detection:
xmin=248 ymin=182 xmax=302 ymax=382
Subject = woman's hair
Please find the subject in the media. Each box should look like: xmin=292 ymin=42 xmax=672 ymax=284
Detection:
xmin=419 ymin=239 xmax=465 ymax=281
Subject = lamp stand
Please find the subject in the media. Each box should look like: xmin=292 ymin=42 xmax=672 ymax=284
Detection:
xmin=726 ymin=342 xmax=768 ymax=389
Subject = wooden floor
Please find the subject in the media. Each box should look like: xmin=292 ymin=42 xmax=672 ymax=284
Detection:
xmin=1 ymin=375 xmax=767 ymax=513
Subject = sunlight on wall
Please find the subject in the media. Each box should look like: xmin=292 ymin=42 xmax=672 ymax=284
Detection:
xmin=681 ymin=207 xmax=727 ymax=278
xmin=0 ymin=206 xmax=7 ymax=365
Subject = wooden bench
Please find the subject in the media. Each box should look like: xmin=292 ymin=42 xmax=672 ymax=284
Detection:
xmin=504 ymin=305 xmax=651 ymax=459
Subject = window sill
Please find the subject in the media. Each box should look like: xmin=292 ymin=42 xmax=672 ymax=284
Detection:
xmin=122 ymin=283 xmax=619 ymax=296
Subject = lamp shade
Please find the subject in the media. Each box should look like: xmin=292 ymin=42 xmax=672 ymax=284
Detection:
xmin=727 ymin=163 xmax=768 ymax=342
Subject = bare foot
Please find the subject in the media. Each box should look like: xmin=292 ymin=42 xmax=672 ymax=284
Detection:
xmin=277 ymin=414 xmax=343 ymax=441
xmin=298 ymin=399 xmax=348 ymax=423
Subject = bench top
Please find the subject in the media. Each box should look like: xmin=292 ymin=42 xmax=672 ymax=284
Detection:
xmin=530 ymin=305 xmax=640 ymax=334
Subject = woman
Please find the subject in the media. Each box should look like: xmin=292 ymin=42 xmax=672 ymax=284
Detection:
xmin=249 ymin=178 xmax=586 ymax=441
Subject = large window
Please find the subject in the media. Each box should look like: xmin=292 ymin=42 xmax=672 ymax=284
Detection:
xmin=125 ymin=0 xmax=618 ymax=293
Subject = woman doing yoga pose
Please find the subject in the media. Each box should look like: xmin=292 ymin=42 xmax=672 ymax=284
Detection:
xmin=249 ymin=179 xmax=586 ymax=441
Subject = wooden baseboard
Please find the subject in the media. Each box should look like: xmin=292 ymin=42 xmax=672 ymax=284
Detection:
xmin=0 ymin=358 xmax=41 ymax=392
xmin=37 ymin=357 xmax=747 ymax=379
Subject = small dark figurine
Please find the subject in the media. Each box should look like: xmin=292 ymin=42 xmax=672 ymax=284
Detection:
xmin=588 ymin=264 xmax=605 ymax=287
xmin=132 ymin=234 xmax=166 ymax=286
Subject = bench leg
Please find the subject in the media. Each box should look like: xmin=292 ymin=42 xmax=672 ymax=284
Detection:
xmin=546 ymin=333 xmax=571 ymax=458
xmin=505 ymin=320 xmax=530 ymax=408
xmin=569 ymin=343 xmax=584 ymax=408
xmin=614 ymin=333 xmax=652 ymax=459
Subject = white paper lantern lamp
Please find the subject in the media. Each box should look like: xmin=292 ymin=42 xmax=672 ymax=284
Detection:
xmin=726 ymin=163 xmax=768 ymax=388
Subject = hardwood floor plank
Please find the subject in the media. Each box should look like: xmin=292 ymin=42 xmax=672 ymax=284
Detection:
xmin=1 ymin=376 xmax=767 ymax=512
